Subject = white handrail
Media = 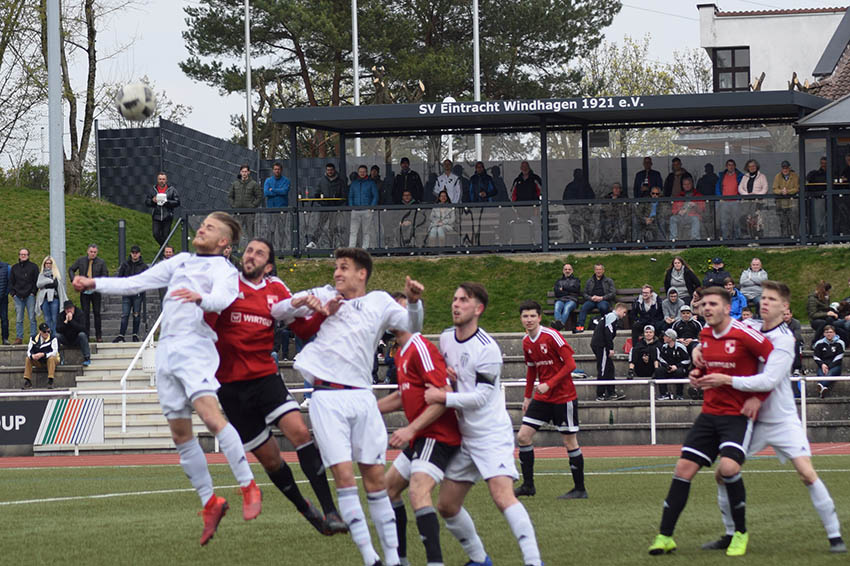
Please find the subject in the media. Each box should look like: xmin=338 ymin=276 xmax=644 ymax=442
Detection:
xmin=121 ymin=312 xmax=164 ymax=432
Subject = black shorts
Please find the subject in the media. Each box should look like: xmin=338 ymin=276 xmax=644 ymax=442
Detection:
xmin=392 ymin=437 xmax=459 ymax=482
xmin=681 ymin=413 xmax=753 ymax=466
xmin=522 ymin=398 xmax=580 ymax=434
xmin=217 ymin=374 xmax=300 ymax=452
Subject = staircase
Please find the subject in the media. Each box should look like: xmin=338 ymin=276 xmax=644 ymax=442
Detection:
xmin=98 ymin=292 xmax=162 ymax=343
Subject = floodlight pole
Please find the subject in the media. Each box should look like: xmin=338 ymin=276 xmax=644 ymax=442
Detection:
xmin=472 ymin=0 xmax=481 ymax=161
xmin=352 ymin=0 xmax=361 ymax=157
xmin=47 ymin=0 xmax=66 ymax=277
xmin=244 ymin=0 xmax=253 ymax=150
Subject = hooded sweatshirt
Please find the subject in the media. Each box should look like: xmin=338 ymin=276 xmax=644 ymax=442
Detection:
xmin=662 ymin=289 xmax=685 ymax=322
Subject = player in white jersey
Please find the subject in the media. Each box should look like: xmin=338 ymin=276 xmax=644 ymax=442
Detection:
xmin=693 ymin=280 xmax=845 ymax=553
xmin=271 ymin=248 xmax=424 ymax=566
xmin=424 ymin=282 xmax=542 ymax=566
xmin=72 ymin=212 xmax=261 ymax=545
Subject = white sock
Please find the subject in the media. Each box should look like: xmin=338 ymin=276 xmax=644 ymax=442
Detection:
xmin=175 ymin=438 xmax=214 ymax=506
xmin=808 ymin=479 xmax=842 ymax=539
xmin=503 ymin=502 xmax=541 ymax=566
xmin=339 ymin=486 xmax=380 ymax=565
xmin=717 ymin=482 xmax=735 ymax=536
xmin=367 ymin=489 xmax=400 ymax=566
xmin=444 ymin=507 xmax=487 ymax=563
xmin=216 ymin=423 xmax=254 ymax=486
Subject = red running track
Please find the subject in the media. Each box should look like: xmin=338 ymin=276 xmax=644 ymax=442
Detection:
xmin=1 ymin=443 xmax=849 ymax=469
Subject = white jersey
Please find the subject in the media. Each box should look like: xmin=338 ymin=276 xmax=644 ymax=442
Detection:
xmin=440 ymin=327 xmax=513 ymax=441
xmin=731 ymin=320 xmax=798 ymax=424
xmin=434 ymin=173 xmax=461 ymax=204
xmin=94 ymin=253 xmax=238 ymax=341
xmin=272 ymin=285 xmax=423 ymax=389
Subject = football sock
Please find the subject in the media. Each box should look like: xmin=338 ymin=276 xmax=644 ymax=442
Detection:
xmin=504 ymin=502 xmax=541 ymax=566
xmin=716 ymin=482 xmax=736 ymax=536
xmin=366 ymin=490 xmax=400 ymax=566
xmin=659 ymin=475 xmax=691 ymax=536
xmin=338 ymin=486 xmax=380 ymax=565
xmin=392 ymin=499 xmax=408 ymax=560
xmin=808 ymin=479 xmax=842 ymax=539
xmin=722 ymin=473 xmax=747 ymax=534
xmin=175 ymin=438 xmax=214 ymax=506
xmin=296 ymin=440 xmax=336 ymax=514
xmin=216 ymin=423 xmax=254 ymax=486
xmin=444 ymin=507 xmax=487 ymax=563
xmin=568 ymin=447 xmax=585 ymax=491
xmin=267 ymin=462 xmax=309 ymax=514
xmin=415 ymin=506 xmax=444 ymax=565
xmin=518 ymin=444 xmax=535 ymax=487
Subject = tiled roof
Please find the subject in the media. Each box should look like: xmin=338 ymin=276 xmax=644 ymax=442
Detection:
xmin=811 ymin=42 xmax=850 ymax=99
xmin=716 ymin=7 xmax=847 ymax=17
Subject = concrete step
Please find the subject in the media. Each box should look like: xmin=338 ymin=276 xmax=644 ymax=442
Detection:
xmin=33 ymin=439 xmax=175 ymax=454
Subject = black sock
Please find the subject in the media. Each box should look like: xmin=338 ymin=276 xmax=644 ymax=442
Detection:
xmin=296 ymin=441 xmax=336 ymax=514
xmin=568 ymin=447 xmax=585 ymax=491
xmin=415 ymin=506 xmax=443 ymax=564
xmin=267 ymin=462 xmax=309 ymax=514
xmin=393 ymin=499 xmax=408 ymax=559
xmin=518 ymin=445 xmax=535 ymax=487
xmin=659 ymin=476 xmax=691 ymax=536
xmin=722 ymin=473 xmax=747 ymax=534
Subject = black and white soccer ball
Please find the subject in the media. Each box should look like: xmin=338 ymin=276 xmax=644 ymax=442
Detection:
xmin=115 ymin=82 xmax=157 ymax=122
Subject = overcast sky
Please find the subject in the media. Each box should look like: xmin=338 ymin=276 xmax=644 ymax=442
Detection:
xmin=37 ymin=1 xmax=843 ymax=160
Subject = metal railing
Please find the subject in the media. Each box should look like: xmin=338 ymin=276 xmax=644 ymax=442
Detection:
xmin=118 ymin=312 xmax=163 ymax=432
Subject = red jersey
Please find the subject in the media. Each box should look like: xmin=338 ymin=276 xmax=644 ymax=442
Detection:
xmin=207 ymin=274 xmax=322 ymax=383
xmin=699 ymin=319 xmax=773 ymax=415
xmin=522 ymin=326 xmax=577 ymax=403
xmin=396 ymin=333 xmax=461 ymax=447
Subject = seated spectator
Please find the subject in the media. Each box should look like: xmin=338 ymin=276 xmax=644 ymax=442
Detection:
xmin=672 ymin=304 xmax=702 ymax=354
xmin=715 ymin=159 xmax=744 ymax=240
xmin=427 ymin=190 xmax=455 ymax=247
xmin=807 ymin=281 xmax=835 ymax=343
xmin=696 ymin=163 xmax=717 ymax=196
xmin=434 ymin=159 xmax=461 ymax=203
xmin=631 ymin=284 xmax=662 ymax=344
xmin=690 ymin=287 xmax=707 ymax=325
xmin=723 ymin=277 xmax=747 ymax=320
xmin=813 ymin=325 xmax=844 ymax=398
xmin=773 ymin=160 xmax=799 ymax=238
xmin=23 ymin=322 xmax=59 ymax=389
xmin=552 ymin=263 xmax=581 ymax=331
xmin=466 ymin=161 xmax=496 ymax=202
xmin=603 ymin=183 xmax=630 ymax=242
xmin=57 ymin=300 xmax=91 ymax=366
xmin=740 ymin=307 xmax=753 ymax=321
xmin=661 ymin=288 xmax=684 ymax=329
xmin=669 ymin=177 xmax=704 ymax=240
xmin=510 ymin=161 xmax=542 ymax=202
xmin=632 ymin=156 xmax=663 ymax=198
xmin=36 ymin=255 xmax=67 ymax=336
xmin=399 ymin=189 xmax=423 ymax=247
xmin=662 ymin=157 xmax=693 ymax=197
xmin=629 ymin=325 xmax=660 ymax=379
xmin=655 ymin=329 xmax=690 ymax=400
xmin=636 ymin=186 xmax=667 ymax=241
xmin=392 ymin=157 xmax=424 ymax=204
xmin=739 ymin=159 xmax=769 ymax=239
xmin=783 ymin=309 xmax=804 ymax=377
xmin=114 ymin=245 xmax=148 ymax=342
xmin=739 ymin=257 xmax=767 ymax=316
xmin=575 ymin=263 xmax=616 ymax=333
xmin=703 ymin=257 xmax=731 ymax=288
xmin=663 ymin=256 xmax=700 ymax=305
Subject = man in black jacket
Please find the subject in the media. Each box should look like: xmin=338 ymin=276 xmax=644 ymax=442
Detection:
xmin=0 ymin=256 xmax=11 ymax=344
xmin=114 ymin=246 xmax=149 ymax=342
xmin=391 ymin=157 xmax=424 ymax=204
xmin=655 ymin=329 xmax=690 ymax=400
xmin=633 ymin=157 xmax=664 ymax=198
xmin=552 ymin=263 xmax=581 ymax=330
xmin=57 ymin=300 xmax=91 ymax=365
xmin=23 ymin=322 xmax=59 ymax=389
xmin=146 ymin=172 xmax=181 ymax=247
xmin=629 ymin=325 xmax=660 ymax=380
xmin=9 ymin=248 xmax=39 ymax=344
xmin=703 ymin=257 xmax=732 ymax=288
xmin=591 ymin=303 xmax=628 ymax=400
xmin=68 ymin=244 xmax=109 ymax=342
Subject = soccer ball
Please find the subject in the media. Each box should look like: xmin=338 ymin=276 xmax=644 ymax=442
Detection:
xmin=115 ymin=82 xmax=157 ymax=122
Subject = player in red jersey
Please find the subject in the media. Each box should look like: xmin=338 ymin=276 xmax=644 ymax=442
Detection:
xmin=207 ymin=238 xmax=347 ymax=536
xmin=377 ymin=292 xmax=459 ymax=566
xmin=649 ymin=286 xmax=773 ymax=558
xmin=513 ymin=300 xmax=586 ymax=500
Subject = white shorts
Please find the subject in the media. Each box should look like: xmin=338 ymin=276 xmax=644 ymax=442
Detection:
xmin=308 ymin=389 xmax=387 ymax=468
xmin=155 ymin=336 xmax=221 ymax=420
xmin=444 ymin=433 xmax=519 ymax=483
xmin=748 ymin=419 xmax=812 ymax=464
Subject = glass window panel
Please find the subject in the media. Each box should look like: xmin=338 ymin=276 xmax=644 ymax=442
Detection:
xmin=735 ymin=72 xmax=750 ymax=90
xmin=716 ymin=49 xmax=733 ymax=68
xmin=734 ymin=48 xmax=750 ymax=67
xmin=719 ymin=72 xmax=733 ymax=90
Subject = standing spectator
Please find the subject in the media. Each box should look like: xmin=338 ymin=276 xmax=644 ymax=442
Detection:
xmin=739 ymin=257 xmax=768 ymax=315
xmin=57 ymin=300 xmax=91 ymax=366
xmin=23 ymin=322 xmax=59 ymax=389
xmin=434 ymin=159 xmax=461 ymax=203
xmin=671 ymin=304 xmax=702 ymax=355
xmin=661 ymin=289 xmax=685 ymax=329
xmin=702 ymin=257 xmax=731 ymax=288
xmin=467 ymin=161 xmax=496 ymax=202
xmin=773 ymin=160 xmax=799 ymax=238
xmin=655 ymin=329 xmax=690 ymax=400
xmin=663 ymin=256 xmax=701 ymax=305
xmin=807 ymin=157 xmax=828 ymax=235
xmin=0 ymin=256 xmax=8 ymax=344
xmin=114 ymin=245 xmax=148 ymax=343
xmin=146 ymin=172 xmax=181 ymax=248
xmin=9 ymin=248 xmax=39 ymax=344
xmin=348 ymin=164 xmax=378 ymax=248
xmin=67 ymin=244 xmax=108 ymax=342
xmin=310 ymin=163 xmax=347 ymax=248
xmin=715 ymin=159 xmax=743 ymax=240
xmin=391 ymin=157 xmax=423 ymax=204
xmin=807 ymin=281 xmax=835 ymax=343
xmin=591 ymin=303 xmax=628 ymax=400
xmin=637 ymin=186 xmax=667 ymax=242
xmin=427 ymin=190 xmax=455 ymax=247
xmin=633 ymin=156 xmax=663 ymax=198
xmin=575 ymin=263 xmax=616 ymax=333
xmin=739 ymin=159 xmax=769 ymax=239
xmin=398 ymin=189 xmax=423 ymax=247
xmin=723 ymin=278 xmax=747 ymax=320
xmin=669 ymin=177 xmax=704 ymax=240
xmin=813 ymin=325 xmax=844 ymax=398
xmin=229 ymin=164 xmax=263 ymax=208
xmin=36 ymin=256 xmax=68 ymax=336
xmin=629 ymin=325 xmax=660 ymax=380
xmin=370 ymin=165 xmax=387 ymax=203
xmin=552 ymin=263 xmax=581 ymax=331
xmin=631 ymin=284 xmax=663 ymax=344
xmin=162 ymin=245 xmax=175 ymax=260
xmin=562 ymin=169 xmax=595 ymax=243
xmin=602 ymin=183 xmax=630 ymax=242
xmin=662 ymin=157 xmax=693 ymax=197
xmin=263 ymin=162 xmax=291 ymax=208
xmin=696 ymin=163 xmax=718 ymax=196
xmin=510 ymin=161 xmax=542 ymax=202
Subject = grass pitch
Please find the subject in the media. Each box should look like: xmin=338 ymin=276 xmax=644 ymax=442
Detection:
xmin=2 ymin=455 xmax=849 ymax=565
